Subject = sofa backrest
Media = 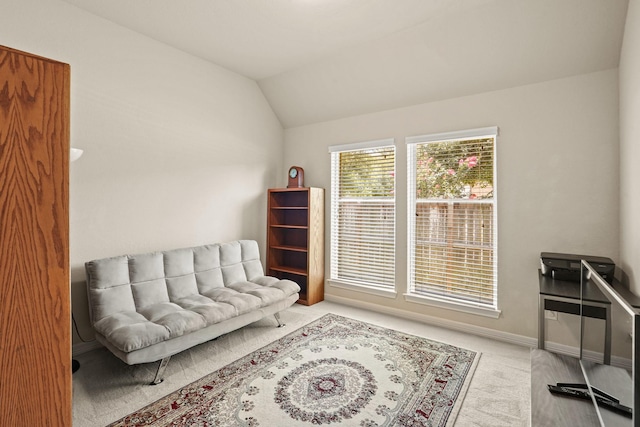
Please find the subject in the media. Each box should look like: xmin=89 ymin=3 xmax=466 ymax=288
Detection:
xmin=85 ymin=240 xmax=264 ymax=323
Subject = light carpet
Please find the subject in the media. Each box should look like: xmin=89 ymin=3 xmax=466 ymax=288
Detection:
xmin=108 ymin=313 xmax=480 ymax=426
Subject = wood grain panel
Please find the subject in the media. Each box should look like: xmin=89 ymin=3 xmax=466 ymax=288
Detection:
xmin=0 ymin=45 xmax=71 ymax=427
xmin=307 ymin=187 xmax=325 ymax=305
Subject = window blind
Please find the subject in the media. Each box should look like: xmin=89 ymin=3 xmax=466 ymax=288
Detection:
xmin=407 ymin=128 xmax=497 ymax=309
xmin=330 ymin=140 xmax=395 ymax=290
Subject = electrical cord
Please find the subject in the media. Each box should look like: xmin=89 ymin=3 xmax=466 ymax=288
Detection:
xmin=71 ymin=311 xmax=95 ymax=374
xmin=72 ymin=312 xmax=94 ymax=343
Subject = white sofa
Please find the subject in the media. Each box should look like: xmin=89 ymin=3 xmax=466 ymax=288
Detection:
xmin=85 ymin=240 xmax=300 ymax=384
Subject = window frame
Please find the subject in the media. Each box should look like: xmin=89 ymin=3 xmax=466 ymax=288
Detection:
xmin=328 ymin=138 xmax=397 ymax=298
xmin=405 ymin=127 xmax=500 ymax=318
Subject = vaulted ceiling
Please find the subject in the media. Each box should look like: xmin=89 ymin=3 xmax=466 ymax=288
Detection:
xmin=62 ymin=0 xmax=629 ymax=128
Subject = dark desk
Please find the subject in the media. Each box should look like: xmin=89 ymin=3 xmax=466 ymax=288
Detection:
xmin=538 ymin=270 xmax=640 ymax=364
xmin=538 ymin=270 xmax=610 ymax=362
xmin=537 ymin=272 xmax=640 ymax=426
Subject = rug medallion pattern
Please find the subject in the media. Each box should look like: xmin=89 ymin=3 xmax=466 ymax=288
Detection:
xmin=109 ymin=314 xmax=479 ymax=426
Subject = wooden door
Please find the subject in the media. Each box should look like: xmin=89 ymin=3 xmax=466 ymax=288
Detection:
xmin=0 ymin=45 xmax=71 ymax=426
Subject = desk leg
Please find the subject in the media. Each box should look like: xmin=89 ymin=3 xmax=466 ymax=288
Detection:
xmin=604 ymin=304 xmax=611 ymax=365
xmin=539 ymin=294 xmax=545 ymax=349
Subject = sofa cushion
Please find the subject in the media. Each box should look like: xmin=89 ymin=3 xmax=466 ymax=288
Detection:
xmin=226 ymin=281 xmax=292 ymax=306
xmin=163 ymin=248 xmax=194 ymax=277
xmin=193 ymin=244 xmax=220 ymax=271
xmin=89 ymin=284 xmax=136 ymax=323
xmin=220 ymin=241 xmax=249 ymax=284
xmin=85 ymin=240 xmax=302 ymax=355
xmin=201 ymin=287 xmax=262 ymax=315
xmin=251 ymin=277 xmax=300 ymax=295
xmin=173 ymin=294 xmax=236 ymax=325
xmin=193 ymin=244 xmax=224 ymax=292
xmin=138 ymin=302 xmax=207 ymax=338
xmin=94 ymin=311 xmax=170 ymax=353
xmin=240 ymin=240 xmax=264 ymax=280
xmin=129 ymin=252 xmax=164 ymax=283
xmin=86 ymin=256 xmax=130 ymax=289
xmin=131 ymin=279 xmax=170 ymax=308
xmin=166 ymin=274 xmax=199 ymax=301
xmin=86 ymin=256 xmax=136 ymax=322
xmin=195 ymin=269 xmax=225 ymax=293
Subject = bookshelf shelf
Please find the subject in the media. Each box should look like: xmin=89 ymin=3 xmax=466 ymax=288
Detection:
xmin=267 ymin=187 xmax=324 ymax=305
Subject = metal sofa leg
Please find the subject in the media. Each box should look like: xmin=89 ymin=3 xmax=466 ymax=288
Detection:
xmin=150 ymin=356 xmax=171 ymax=385
xmin=274 ymin=312 xmax=286 ymax=328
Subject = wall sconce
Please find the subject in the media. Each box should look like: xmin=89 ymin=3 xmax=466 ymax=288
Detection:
xmin=70 ymin=148 xmax=84 ymax=162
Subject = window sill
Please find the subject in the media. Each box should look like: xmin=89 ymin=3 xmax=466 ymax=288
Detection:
xmin=328 ymin=279 xmax=397 ymax=299
xmin=404 ymin=293 xmax=501 ymax=319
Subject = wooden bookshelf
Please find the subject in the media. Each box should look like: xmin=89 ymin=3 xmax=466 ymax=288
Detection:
xmin=267 ymin=187 xmax=324 ymax=305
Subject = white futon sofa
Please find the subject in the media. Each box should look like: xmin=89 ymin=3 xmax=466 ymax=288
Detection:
xmin=85 ymin=240 xmax=300 ymax=384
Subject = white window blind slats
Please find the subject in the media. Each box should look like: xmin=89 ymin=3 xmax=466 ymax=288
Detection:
xmin=335 ymin=236 xmax=395 ymax=247
xmin=408 ymin=131 xmax=497 ymax=310
xmin=331 ymin=143 xmax=395 ymax=290
xmin=412 ymin=264 xmax=496 ymax=286
xmin=414 ymin=203 xmax=493 ymax=249
xmin=335 ymin=265 xmax=394 ymax=278
xmin=336 ymin=250 xmax=395 ymax=263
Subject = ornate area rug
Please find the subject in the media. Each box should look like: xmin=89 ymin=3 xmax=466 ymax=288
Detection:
xmin=109 ymin=314 xmax=480 ymax=426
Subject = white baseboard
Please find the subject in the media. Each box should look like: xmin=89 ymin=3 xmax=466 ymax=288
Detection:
xmin=325 ymin=295 xmax=635 ymax=370
xmin=543 ymin=341 xmax=580 ymax=358
xmin=544 ymin=341 xmax=632 ymax=370
xmin=324 ymin=294 xmax=538 ymax=348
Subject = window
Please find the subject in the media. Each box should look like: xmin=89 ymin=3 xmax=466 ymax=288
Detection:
xmin=407 ymin=127 xmax=498 ymax=317
xmin=329 ymin=139 xmax=395 ymax=296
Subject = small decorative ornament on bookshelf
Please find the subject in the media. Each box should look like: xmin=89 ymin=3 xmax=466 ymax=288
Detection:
xmin=287 ymin=166 xmax=304 ymax=188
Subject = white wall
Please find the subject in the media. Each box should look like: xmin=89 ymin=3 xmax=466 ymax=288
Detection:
xmin=1 ymin=0 xmax=624 ymax=348
xmin=0 ymin=0 xmax=284 ymax=343
xmin=620 ymin=0 xmax=640 ymax=294
xmin=285 ymin=70 xmax=620 ymax=341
